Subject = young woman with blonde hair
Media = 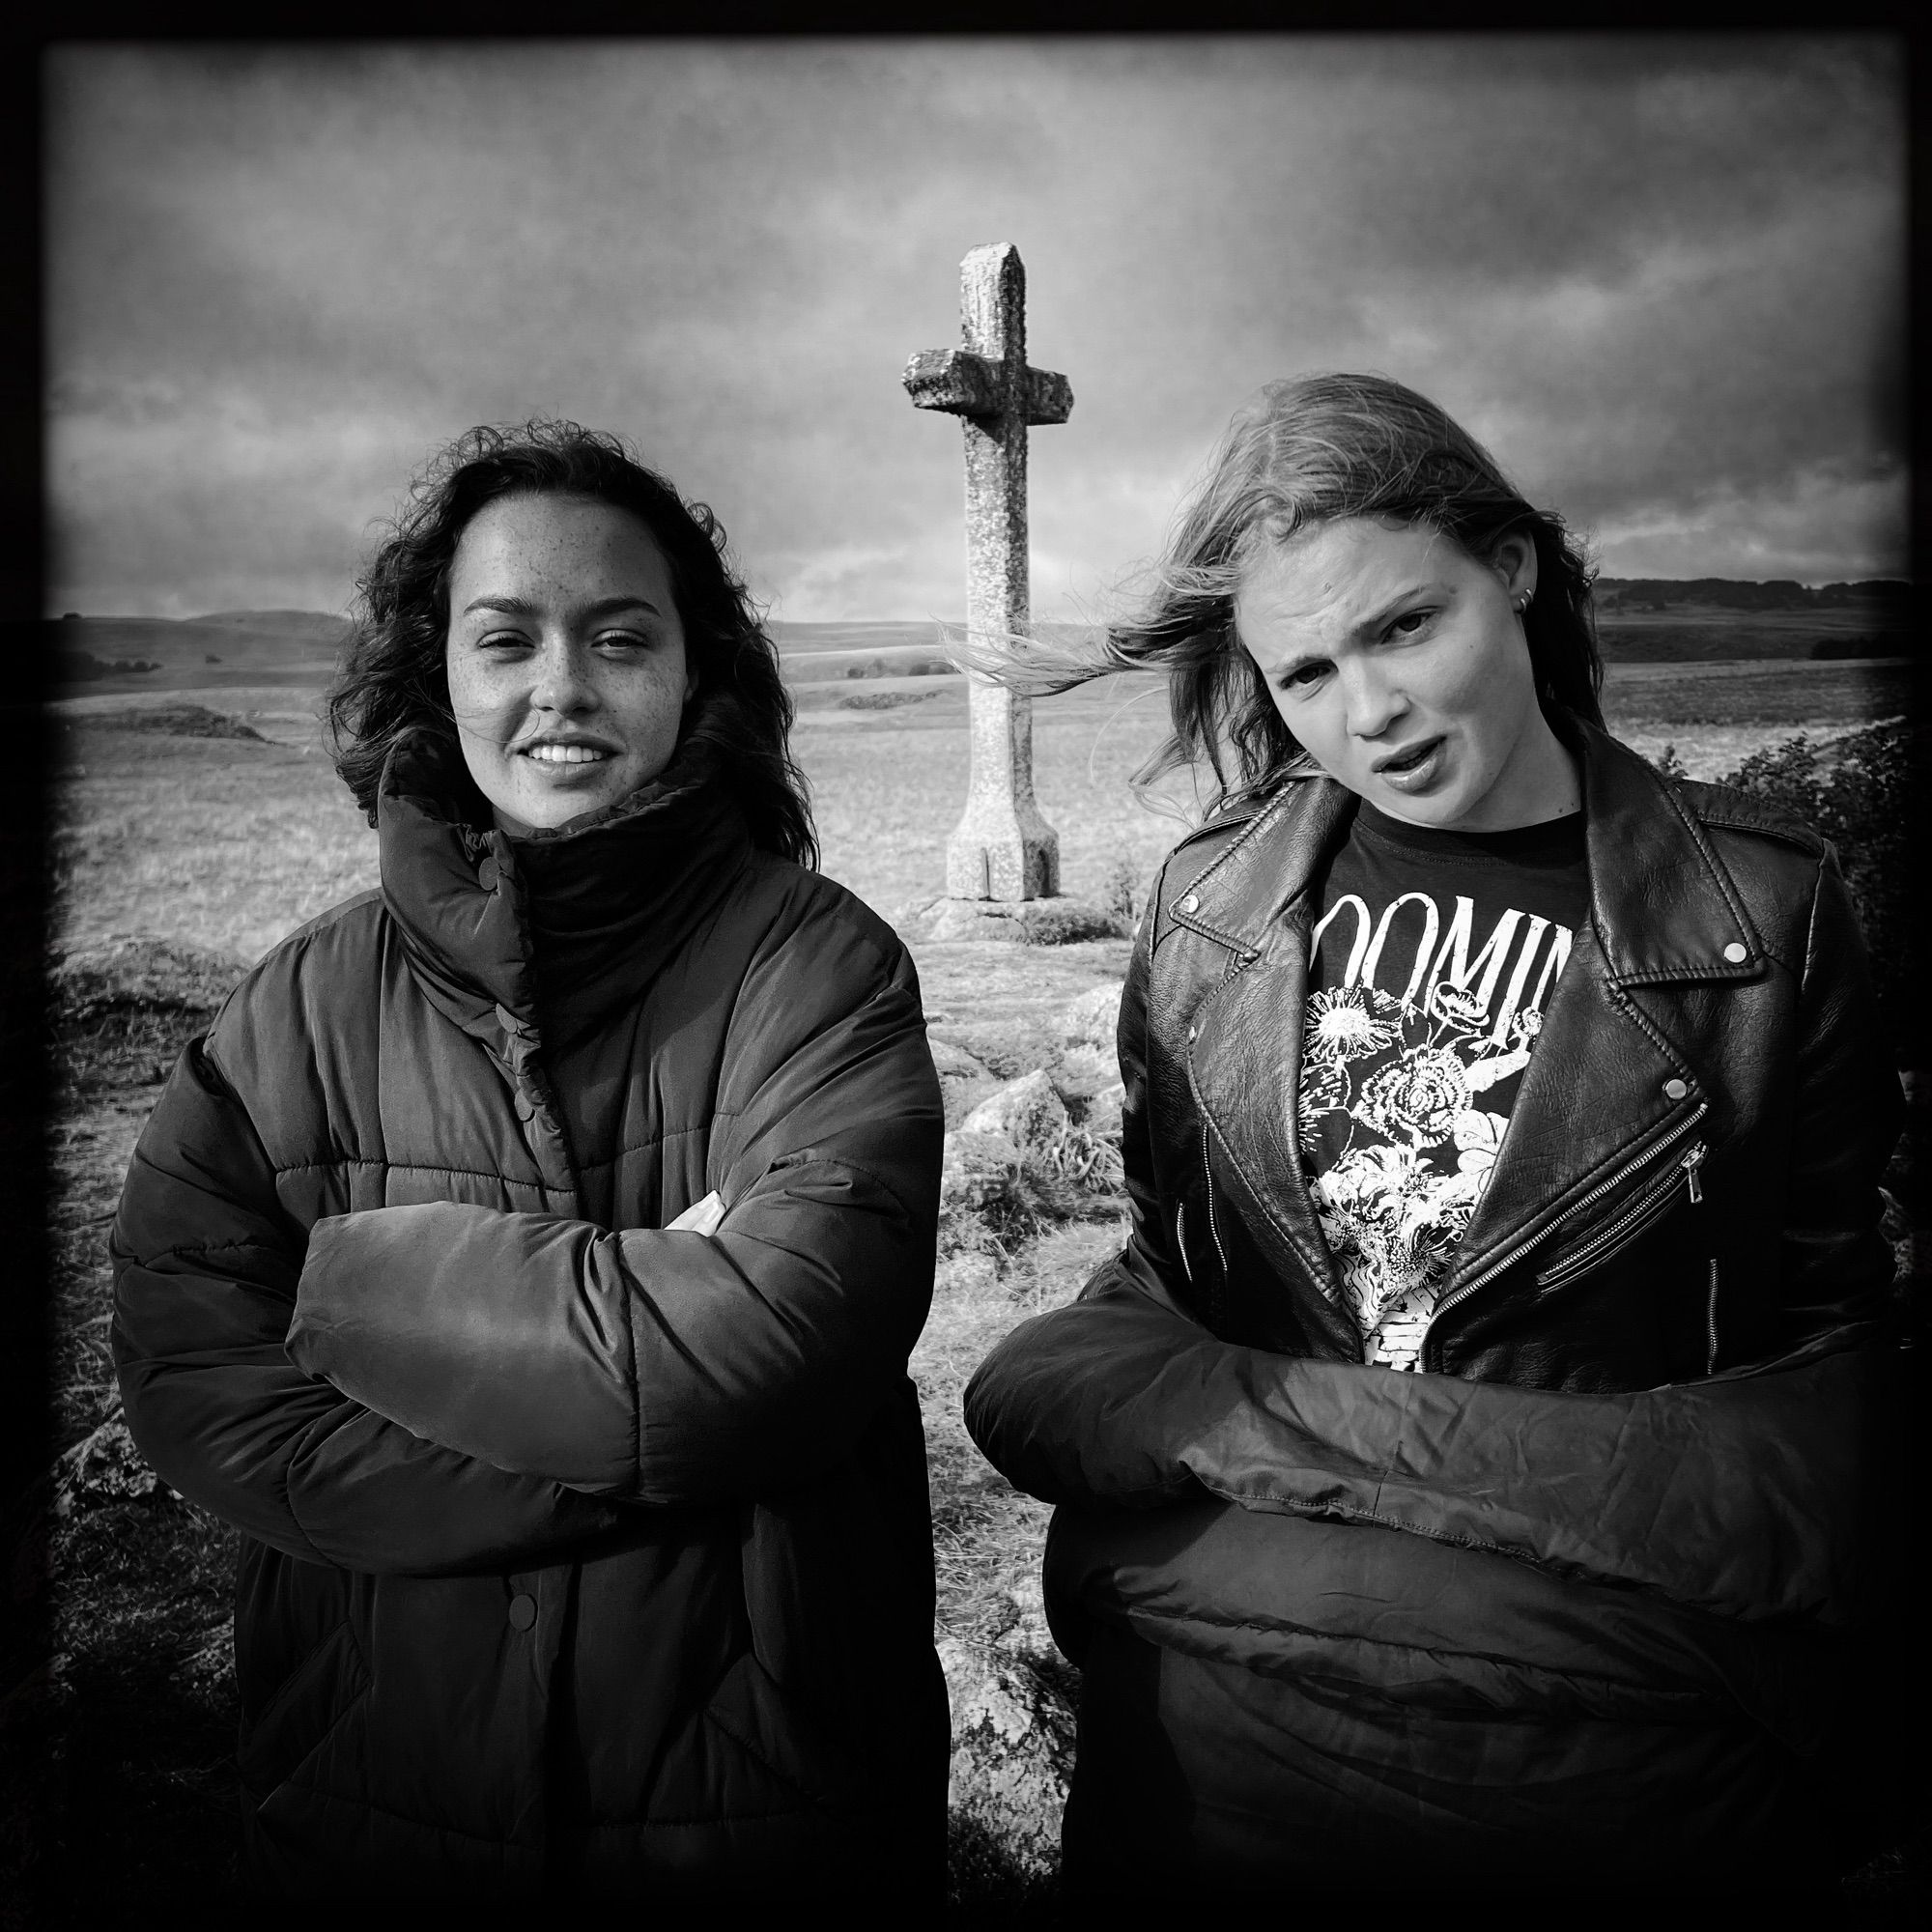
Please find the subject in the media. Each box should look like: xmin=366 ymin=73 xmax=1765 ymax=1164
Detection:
xmin=967 ymin=373 xmax=1906 ymax=1900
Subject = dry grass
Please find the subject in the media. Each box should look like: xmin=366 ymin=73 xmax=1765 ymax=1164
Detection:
xmin=52 ymin=723 xmax=375 ymax=965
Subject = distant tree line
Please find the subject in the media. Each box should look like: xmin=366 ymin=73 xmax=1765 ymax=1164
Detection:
xmin=1597 ymin=578 xmax=1912 ymax=615
xmin=56 ymin=652 xmax=160 ymax=681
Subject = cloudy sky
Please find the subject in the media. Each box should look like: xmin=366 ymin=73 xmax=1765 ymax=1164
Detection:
xmin=45 ymin=35 xmax=1905 ymax=621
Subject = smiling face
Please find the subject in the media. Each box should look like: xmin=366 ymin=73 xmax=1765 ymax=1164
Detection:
xmin=1232 ymin=516 xmax=1579 ymax=832
xmin=444 ymin=493 xmax=696 ymax=835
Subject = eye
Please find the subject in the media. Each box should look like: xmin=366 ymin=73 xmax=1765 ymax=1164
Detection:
xmin=1384 ymin=609 xmax=1433 ymax=639
xmin=593 ymin=629 xmax=655 ymax=652
xmin=474 ymin=631 xmax=533 ymax=653
xmin=1279 ymin=660 xmax=1329 ymax=694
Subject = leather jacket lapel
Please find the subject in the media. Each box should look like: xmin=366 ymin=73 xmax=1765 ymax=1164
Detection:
xmin=1446 ymin=721 xmax=1763 ymax=1295
xmin=1171 ymin=777 xmax=1356 ymax=1345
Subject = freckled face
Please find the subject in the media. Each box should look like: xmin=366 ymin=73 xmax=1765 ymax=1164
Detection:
xmin=1233 ymin=517 xmax=1577 ymax=833
xmin=444 ymin=494 xmax=696 ymax=835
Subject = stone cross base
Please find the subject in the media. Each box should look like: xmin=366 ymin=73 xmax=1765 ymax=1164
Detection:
xmin=946 ymin=795 xmax=1060 ymax=902
xmin=896 ymin=895 xmax=1130 ymax=947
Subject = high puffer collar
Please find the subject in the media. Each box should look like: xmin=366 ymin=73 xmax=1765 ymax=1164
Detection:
xmin=376 ymin=724 xmax=754 ymax=1051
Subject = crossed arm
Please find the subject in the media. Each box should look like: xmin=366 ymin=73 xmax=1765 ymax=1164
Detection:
xmin=113 ymin=952 xmax=942 ymax=1576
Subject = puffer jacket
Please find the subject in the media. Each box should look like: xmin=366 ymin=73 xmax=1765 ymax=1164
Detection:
xmin=111 ymin=733 xmax=949 ymax=1900
xmin=965 ymin=718 xmax=1906 ymax=1894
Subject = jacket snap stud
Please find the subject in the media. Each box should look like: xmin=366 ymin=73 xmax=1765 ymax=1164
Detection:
xmin=1178 ymin=894 xmax=1200 ymax=915
xmin=477 ymin=858 xmax=498 ymax=892
xmin=1662 ymin=1077 xmax=1690 ymax=1101
xmin=507 ymin=1593 xmax=537 ymax=1632
xmin=1723 ymin=942 xmax=1747 ymax=963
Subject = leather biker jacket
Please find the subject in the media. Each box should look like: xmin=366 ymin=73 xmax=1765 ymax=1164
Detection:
xmin=1115 ymin=717 xmax=1902 ymax=1393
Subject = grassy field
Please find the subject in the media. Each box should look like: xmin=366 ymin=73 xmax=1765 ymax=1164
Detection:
xmin=31 ymin=654 xmax=1922 ymax=1918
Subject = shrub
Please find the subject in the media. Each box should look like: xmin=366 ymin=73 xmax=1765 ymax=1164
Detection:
xmin=1712 ymin=722 xmax=1920 ymax=1065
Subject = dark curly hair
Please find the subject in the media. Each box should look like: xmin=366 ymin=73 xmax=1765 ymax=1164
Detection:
xmin=977 ymin=373 xmax=1605 ymax=816
xmin=327 ymin=420 xmax=816 ymax=866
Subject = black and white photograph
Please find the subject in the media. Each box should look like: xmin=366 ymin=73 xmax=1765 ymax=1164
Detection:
xmin=15 ymin=28 xmax=1923 ymax=1919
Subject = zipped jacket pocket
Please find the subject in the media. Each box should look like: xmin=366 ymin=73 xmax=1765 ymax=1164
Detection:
xmin=1535 ymin=1140 xmax=1707 ymax=1293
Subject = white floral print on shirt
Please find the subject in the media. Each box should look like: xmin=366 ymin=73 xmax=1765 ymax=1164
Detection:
xmin=1299 ymin=980 xmax=1547 ymax=1370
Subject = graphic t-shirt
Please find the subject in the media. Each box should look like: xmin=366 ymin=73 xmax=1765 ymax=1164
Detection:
xmin=1299 ymin=801 xmax=1590 ymax=1370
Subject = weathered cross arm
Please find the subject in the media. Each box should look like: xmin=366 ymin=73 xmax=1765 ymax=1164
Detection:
xmin=901 ymin=349 xmax=1073 ymax=426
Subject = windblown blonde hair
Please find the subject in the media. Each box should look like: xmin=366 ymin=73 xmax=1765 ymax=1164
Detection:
xmin=980 ymin=372 xmax=1604 ymax=815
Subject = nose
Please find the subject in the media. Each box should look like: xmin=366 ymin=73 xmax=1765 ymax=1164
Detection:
xmin=1340 ymin=657 xmax=1406 ymax=741
xmin=529 ymin=637 xmax=597 ymax=716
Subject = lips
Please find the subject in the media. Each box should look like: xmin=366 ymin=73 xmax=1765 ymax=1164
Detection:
xmin=519 ymin=740 xmax=616 ymax=765
xmin=1373 ymin=737 xmax=1442 ymax=776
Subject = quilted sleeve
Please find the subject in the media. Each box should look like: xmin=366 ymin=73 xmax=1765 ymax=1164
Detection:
xmin=112 ymin=1035 xmax=629 ymax=1576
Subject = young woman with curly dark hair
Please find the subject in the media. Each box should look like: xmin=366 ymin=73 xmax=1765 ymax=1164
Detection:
xmin=112 ymin=422 xmax=948 ymax=1902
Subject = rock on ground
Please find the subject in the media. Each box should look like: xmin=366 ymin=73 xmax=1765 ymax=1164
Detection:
xmin=941 ymin=1129 xmax=1023 ymax=1210
xmin=51 ymin=1411 xmax=164 ymax=1520
xmin=960 ymin=1069 xmax=1067 ymax=1148
xmin=1055 ymin=1042 xmax=1116 ymax=1101
xmin=1060 ymin=981 xmax=1123 ymax=1048
xmin=940 ymin=1638 xmax=1077 ymax=1881
xmin=930 ymin=1037 xmax=989 ymax=1083
xmin=1083 ymin=1082 xmax=1127 ymax=1142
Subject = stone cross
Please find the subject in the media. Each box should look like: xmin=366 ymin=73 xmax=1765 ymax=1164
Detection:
xmin=903 ymin=243 xmax=1072 ymax=901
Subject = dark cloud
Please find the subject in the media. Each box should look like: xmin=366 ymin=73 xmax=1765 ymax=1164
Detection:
xmin=44 ymin=36 xmax=1905 ymax=617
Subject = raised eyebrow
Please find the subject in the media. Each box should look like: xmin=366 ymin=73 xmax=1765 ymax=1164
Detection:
xmin=1355 ymin=582 xmax=1443 ymax=636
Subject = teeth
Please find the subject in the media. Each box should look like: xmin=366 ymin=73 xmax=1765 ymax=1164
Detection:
xmin=525 ymin=744 xmax=610 ymax=764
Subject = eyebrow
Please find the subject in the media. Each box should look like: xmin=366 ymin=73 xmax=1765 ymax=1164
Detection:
xmin=461 ymin=594 xmax=665 ymax=620
xmin=1268 ymin=581 xmax=1445 ymax=679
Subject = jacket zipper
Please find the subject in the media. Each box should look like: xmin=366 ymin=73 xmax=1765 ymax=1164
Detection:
xmin=1175 ymin=1203 xmax=1193 ymax=1282
xmin=1179 ymin=1125 xmax=1233 ymax=1326
xmin=1201 ymin=1125 xmax=1233 ymax=1283
xmin=1533 ymin=1139 xmax=1706 ymax=1292
xmin=1705 ymin=1258 xmax=1721 ymax=1375
xmin=1424 ymin=1100 xmax=1709 ymax=1352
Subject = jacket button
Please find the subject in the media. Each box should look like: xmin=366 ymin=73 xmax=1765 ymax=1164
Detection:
xmin=1178 ymin=894 xmax=1200 ymax=915
xmin=477 ymin=857 xmax=498 ymax=892
xmin=1722 ymin=942 xmax=1747 ymax=963
xmin=1662 ymin=1077 xmax=1690 ymax=1100
xmin=507 ymin=1593 xmax=537 ymax=1632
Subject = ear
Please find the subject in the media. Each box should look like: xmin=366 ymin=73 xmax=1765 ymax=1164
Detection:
xmin=1493 ymin=531 xmax=1538 ymax=608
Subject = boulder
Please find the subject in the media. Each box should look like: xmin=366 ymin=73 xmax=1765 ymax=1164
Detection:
xmin=51 ymin=1411 xmax=164 ymax=1520
xmin=960 ymin=1070 xmax=1067 ymax=1150
xmin=1055 ymin=1043 xmax=1116 ymax=1101
xmin=929 ymin=1037 xmax=989 ymax=1083
xmin=939 ymin=1638 xmax=1076 ymax=1881
xmin=1084 ymin=1080 xmax=1127 ymax=1143
xmin=1060 ymin=981 xmax=1123 ymax=1048
xmin=941 ymin=1128 xmax=1022 ymax=1210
